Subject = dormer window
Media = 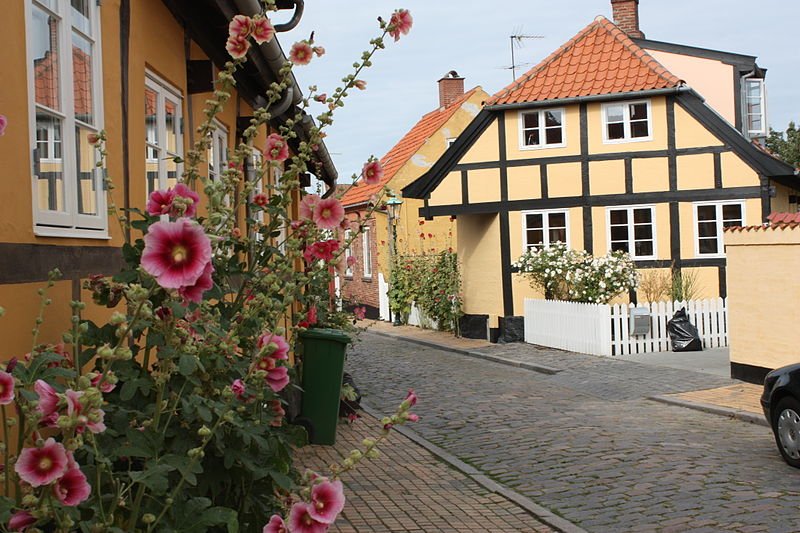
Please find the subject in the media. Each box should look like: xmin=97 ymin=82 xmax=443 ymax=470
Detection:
xmin=602 ymin=100 xmax=651 ymax=143
xmin=519 ymin=108 xmax=565 ymax=149
xmin=745 ymin=78 xmax=766 ymax=137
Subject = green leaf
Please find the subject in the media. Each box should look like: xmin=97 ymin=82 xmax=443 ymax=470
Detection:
xmin=269 ymin=471 xmax=293 ymax=490
xmin=200 ymin=507 xmax=239 ymax=533
xmin=129 ymin=463 xmax=174 ymax=494
xmin=161 ymin=454 xmax=203 ymax=486
xmin=179 ymin=354 xmax=198 ymax=376
xmin=0 ymin=496 xmax=15 ymax=524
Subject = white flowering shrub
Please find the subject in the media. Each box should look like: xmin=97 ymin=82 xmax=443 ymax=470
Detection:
xmin=514 ymin=242 xmax=639 ymax=304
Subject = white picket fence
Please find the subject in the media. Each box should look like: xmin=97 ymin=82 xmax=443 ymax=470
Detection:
xmin=524 ymin=297 xmax=728 ymax=357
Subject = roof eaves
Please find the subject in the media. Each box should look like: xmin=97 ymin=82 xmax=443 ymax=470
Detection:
xmin=484 ymin=87 xmax=687 ymax=111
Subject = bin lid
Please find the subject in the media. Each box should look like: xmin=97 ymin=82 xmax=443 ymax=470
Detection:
xmin=299 ymin=328 xmax=352 ymax=344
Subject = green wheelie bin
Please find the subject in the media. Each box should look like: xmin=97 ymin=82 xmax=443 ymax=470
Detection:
xmin=296 ymin=328 xmax=351 ymax=445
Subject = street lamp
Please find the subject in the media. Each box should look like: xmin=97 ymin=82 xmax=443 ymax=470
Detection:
xmin=385 ymin=194 xmax=403 ymax=326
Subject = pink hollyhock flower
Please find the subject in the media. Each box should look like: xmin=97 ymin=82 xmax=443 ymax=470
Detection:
xmin=15 ymin=438 xmax=69 ymax=487
xmin=307 ymin=304 xmax=318 ymax=326
xmin=388 ymin=9 xmax=413 ymax=41
xmin=299 ymin=194 xmax=320 ymax=221
xmin=8 ymin=510 xmax=36 ymax=531
xmin=0 ymin=115 xmax=7 ymax=136
xmin=263 ymin=133 xmax=289 ymax=162
xmin=405 ymin=389 xmax=418 ymax=407
xmin=270 ymin=399 xmax=285 ymax=427
xmin=171 ymin=183 xmax=200 ymax=218
xmin=228 ymin=14 xmax=252 ymax=39
xmin=353 ymin=307 xmax=366 ymax=321
xmin=353 ymin=79 xmax=367 ymax=90
xmin=226 ymin=35 xmax=250 ymax=59
xmin=35 ymin=379 xmax=59 ymax=420
xmin=251 ymin=16 xmax=274 ymax=44
xmin=312 ymin=197 xmax=345 ymax=230
xmin=304 ymin=240 xmax=339 ymax=262
xmin=65 ymin=389 xmax=106 ymax=434
xmin=257 ymin=332 xmax=289 ymax=360
xmin=263 ymin=515 xmax=287 ymax=533
xmin=255 ymin=355 xmax=277 ymax=373
xmin=0 ymin=371 xmax=14 ymax=405
xmin=147 ymin=189 xmax=174 ymax=216
xmin=290 ymin=41 xmax=314 ymax=65
xmin=288 ymin=502 xmax=327 ymax=533
xmin=231 ymin=379 xmax=246 ymax=400
xmin=339 ymin=217 xmax=352 ymax=231
xmin=313 ymin=46 xmax=325 ymax=57
xmin=266 ymin=366 xmax=289 ymax=393
xmin=313 ymin=94 xmax=328 ymax=103
xmin=407 ymin=413 xmax=420 ymax=422
xmin=53 ymin=454 xmax=91 ymax=506
xmin=309 ymin=479 xmax=345 ymax=524
xmin=141 ymin=218 xmax=212 ymax=290
xmin=91 ymin=371 xmax=116 ymax=393
xmin=253 ymin=193 xmax=268 ymax=207
xmin=346 ymin=255 xmax=357 ymax=268
xmin=362 ymin=160 xmax=384 ymax=185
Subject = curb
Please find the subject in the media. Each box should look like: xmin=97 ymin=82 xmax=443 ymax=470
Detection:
xmin=367 ymin=329 xmax=561 ymax=375
xmin=361 ymin=402 xmax=588 ymax=533
xmin=648 ymin=395 xmax=768 ymax=427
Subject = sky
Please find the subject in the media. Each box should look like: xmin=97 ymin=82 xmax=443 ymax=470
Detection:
xmin=280 ymin=1 xmax=800 ymax=181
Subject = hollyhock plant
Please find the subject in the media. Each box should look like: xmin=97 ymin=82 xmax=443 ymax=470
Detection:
xmin=90 ymin=371 xmax=116 ymax=393
xmin=353 ymin=306 xmax=366 ymax=320
xmin=141 ymin=218 xmax=212 ymax=289
xmin=253 ymin=193 xmax=268 ymax=207
xmin=353 ymin=79 xmax=367 ymax=90
xmin=53 ymin=454 xmax=91 ymax=506
xmin=15 ymin=438 xmax=69 ymax=487
xmin=309 ymin=480 xmax=346 ymax=524
xmin=0 ymin=114 xmax=7 ymax=136
xmin=263 ymin=133 xmax=290 ymax=162
xmin=299 ymin=194 xmax=320 ymax=220
xmin=266 ymin=366 xmax=290 ymax=393
xmin=288 ymin=502 xmax=328 ymax=533
xmin=388 ymin=8 xmax=413 ymax=41
xmin=178 ymin=262 xmax=214 ymax=304
xmin=252 ymin=16 xmax=275 ymax=44
xmin=258 ymin=331 xmax=290 ymax=359
xmin=34 ymin=379 xmax=59 ymax=424
xmin=171 ymin=183 xmax=200 ymax=217
xmin=147 ymin=189 xmax=174 ymax=216
xmin=226 ymin=35 xmax=250 ymax=59
xmin=361 ymin=159 xmax=383 ymax=185
xmin=0 ymin=370 xmax=14 ymax=405
xmin=231 ymin=379 xmax=246 ymax=400
xmin=228 ymin=14 xmax=252 ymax=39
xmin=263 ymin=515 xmax=287 ymax=533
xmin=312 ymin=197 xmax=345 ymax=230
xmin=290 ymin=41 xmax=314 ymax=65
xmin=7 ymin=511 xmax=36 ymax=531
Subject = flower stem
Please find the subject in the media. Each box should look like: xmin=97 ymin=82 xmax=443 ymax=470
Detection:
xmin=1 ymin=405 xmax=10 ymax=498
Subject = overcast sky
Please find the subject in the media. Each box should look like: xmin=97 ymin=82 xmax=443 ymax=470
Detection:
xmin=281 ymin=1 xmax=800 ymax=181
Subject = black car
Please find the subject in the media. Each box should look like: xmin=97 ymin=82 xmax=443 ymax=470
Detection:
xmin=762 ymin=363 xmax=800 ymax=468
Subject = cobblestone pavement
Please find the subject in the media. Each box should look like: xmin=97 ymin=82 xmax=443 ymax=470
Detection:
xmin=347 ymin=333 xmax=800 ymax=533
xmin=296 ymin=412 xmax=553 ymax=532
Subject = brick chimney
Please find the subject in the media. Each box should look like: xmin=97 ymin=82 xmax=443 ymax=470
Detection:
xmin=611 ymin=0 xmax=645 ymax=39
xmin=438 ymin=71 xmax=465 ymax=108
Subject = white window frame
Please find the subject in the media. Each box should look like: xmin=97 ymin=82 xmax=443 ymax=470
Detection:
xmin=606 ymin=205 xmax=657 ymax=260
xmin=601 ymin=100 xmax=652 ymax=144
xmin=26 ymin=0 xmax=107 ymax=238
xmin=521 ymin=209 xmax=570 ymax=251
xmin=518 ymin=108 xmax=566 ymax=150
xmin=208 ymin=119 xmax=228 ymax=183
xmin=344 ymin=229 xmax=353 ymax=277
xmin=361 ymin=226 xmax=372 ymax=279
xmin=744 ymin=78 xmax=766 ymax=137
xmin=144 ymin=73 xmax=184 ymax=198
xmin=693 ymin=201 xmax=746 ymax=258
xmin=446 ymin=137 xmax=456 ymax=148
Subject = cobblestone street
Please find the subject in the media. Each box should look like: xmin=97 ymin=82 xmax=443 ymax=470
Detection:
xmin=347 ymin=332 xmax=800 ymax=532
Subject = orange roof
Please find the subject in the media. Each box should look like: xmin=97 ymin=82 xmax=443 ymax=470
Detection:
xmin=488 ymin=16 xmax=682 ymax=106
xmin=341 ymin=87 xmax=481 ymax=208
xmin=768 ymin=212 xmax=800 ymax=225
xmin=724 ymin=212 xmax=800 ymax=233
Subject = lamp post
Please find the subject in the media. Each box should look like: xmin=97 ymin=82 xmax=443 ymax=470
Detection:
xmin=385 ymin=194 xmax=403 ymax=326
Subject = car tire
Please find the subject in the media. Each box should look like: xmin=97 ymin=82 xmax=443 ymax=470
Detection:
xmin=772 ymin=396 xmax=800 ymax=468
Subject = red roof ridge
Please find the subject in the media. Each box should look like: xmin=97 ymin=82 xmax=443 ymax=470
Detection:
xmin=341 ymin=86 xmax=483 ymax=208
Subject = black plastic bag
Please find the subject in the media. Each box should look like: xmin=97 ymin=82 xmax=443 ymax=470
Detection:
xmin=667 ymin=308 xmax=703 ymax=352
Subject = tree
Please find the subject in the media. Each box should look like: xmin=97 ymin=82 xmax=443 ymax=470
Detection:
xmin=766 ymin=121 xmax=800 ymax=168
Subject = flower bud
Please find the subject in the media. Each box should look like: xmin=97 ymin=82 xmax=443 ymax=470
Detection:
xmin=142 ymin=514 xmax=156 ymax=524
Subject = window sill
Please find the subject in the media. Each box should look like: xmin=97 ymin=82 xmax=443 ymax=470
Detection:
xmin=361 ymin=276 xmax=373 ymax=282
xmin=35 ymin=226 xmax=111 ymax=240
xmin=518 ymin=142 xmax=567 ymax=151
xmin=601 ymin=135 xmax=653 ymax=145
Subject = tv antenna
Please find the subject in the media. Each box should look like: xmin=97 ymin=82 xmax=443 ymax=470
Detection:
xmin=509 ymin=32 xmax=544 ymax=81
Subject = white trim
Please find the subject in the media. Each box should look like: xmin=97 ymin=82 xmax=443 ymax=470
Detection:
xmin=744 ymin=78 xmax=766 ymax=137
xmin=520 ymin=208 xmax=570 ymax=251
xmin=144 ymin=73 xmax=184 ymax=198
xmin=518 ymin=107 xmax=567 ymax=151
xmin=344 ymin=229 xmax=353 ymax=277
xmin=26 ymin=0 xmax=107 ymax=236
xmin=362 ymin=226 xmax=372 ymax=279
xmin=208 ymin=118 xmax=229 ymax=183
xmin=692 ymin=200 xmax=745 ymax=258
xmin=601 ymin=99 xmax=652 ymax=144
xmin=605 ymin=204 xmax=658 ymax=260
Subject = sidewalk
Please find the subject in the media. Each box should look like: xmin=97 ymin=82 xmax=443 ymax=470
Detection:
xmin=296 ymin=412 xmax=555 ymax=533
xmin=362 ymin=320 xmax=766 ymax=426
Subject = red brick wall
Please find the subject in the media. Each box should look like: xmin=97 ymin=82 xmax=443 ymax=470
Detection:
xmin=340 ymin=212 xmax=380 ymax=313
xmin=611 ymin=0 xmax=644 ymax=38
xmin=438 ymin=77 xmax=465 ymax=108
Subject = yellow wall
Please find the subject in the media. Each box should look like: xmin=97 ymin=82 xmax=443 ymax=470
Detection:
xmin=547 ymin=162 xmax=582 ymax=198
xmin=676 ymin=153 xmax=715 ymax=190
xmin=632 ymin=157 xmax=669 ymax=193
xmin=507 ymin=166 xmax=541 ymax=201
xmin=726 ymin=227 xmax=800 ymax=370
xmin=674 ymin=105 xmax=724 ymax=149
xmin=457 ymin=214 xmax=504 ymax=323
xmin=589 ymin=160 xmax=625 ymax=195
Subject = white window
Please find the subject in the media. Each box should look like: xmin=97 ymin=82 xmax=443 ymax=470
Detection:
xmin=607 ymin=206 xmax=656 ymax=259
xmin=145 ymin=74 xmax=183 ymax=198
xmin=208 ymin=120 xmax=228 ymax=183
xmin=519 ymin=108 xmax=565 ymax=149
xmin=362 ymin=226 xmax=372 ymax=278
xmin=27 ymin=0 xmax=107 ymax=237
xmin=522 ymin=210 xmax=569 ymax=250
xmin=344 ymin=229 xmax=353 ymax=277
xmin=694 ymin=202 xmax=744 ymax=257
xmin=602 ymin=100 xmax=651 ymax=143
xmin=744 ymin=79 xmax=766 ymax=137
xmin=249 ymin=149 xmax=265 ymax=240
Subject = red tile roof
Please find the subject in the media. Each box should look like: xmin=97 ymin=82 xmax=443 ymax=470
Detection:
xmin=341 ymin=87 xmax=481 ymax=208
xmin=768 ymin=212 xmax=800 ymax=225
xmin=487 ymin=16 xmax=682 ymax=106
xmin=724 ymin=212 xmax=800 ymax=233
